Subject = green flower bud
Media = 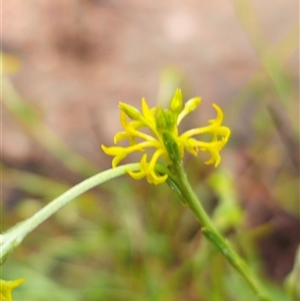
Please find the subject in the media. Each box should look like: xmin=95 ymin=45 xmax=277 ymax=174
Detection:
xmin=177 ymin=97 xmax=201 ymax=125
xmin=155 ymin=107 xmax=167 ymax=133
xmin=155 ymin=108 xmax=176 ymax=134
xmin=170 ymin=88 xmax=183 ymax=115
xmin=119 ymin=102 xmax=141 ymax=120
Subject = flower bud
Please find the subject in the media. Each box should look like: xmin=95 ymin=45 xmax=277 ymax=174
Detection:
xmin=155 ymin=108 xmax=176 ymax=134
xmin=119 ymin=102 xmax=141 ymax=120
xmin=170 ymin=88 xmax=183 ymax=115
xmin=177 ymin=97 xmax=201 ymax=124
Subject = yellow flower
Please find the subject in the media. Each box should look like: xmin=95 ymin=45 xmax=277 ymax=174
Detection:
xmin=102 ymin=89 xmax=230 ymax=185
xmin=0 ymin=278 xmax=25 ymax=301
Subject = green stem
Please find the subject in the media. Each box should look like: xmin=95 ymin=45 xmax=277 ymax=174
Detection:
xmin=1 ymin=163 xmax=149 ymax=264
xmin=168 ymin=161 xmax=271 ymax=301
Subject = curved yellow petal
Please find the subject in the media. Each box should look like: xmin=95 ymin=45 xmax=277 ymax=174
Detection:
xmin=101 ymin=145 xmax=121 ymax=156
xmin=127 ymin=168 xmax=146 ymax=180
xmin=112 ymin=155 xmax=126 ymax=168
xmin=114 ymin=132 xmax=130 ymax=144
xmin=209 ymin=104 xmax=223 ymax=125
xmin=147 ymin=171 xmax=168 ymax=185
xmin=126 ymin=154 xmax=147 ymax=180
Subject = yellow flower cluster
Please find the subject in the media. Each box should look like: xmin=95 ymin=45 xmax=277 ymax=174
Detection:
xmin=102 ymin=89 xmax=230 ymax=185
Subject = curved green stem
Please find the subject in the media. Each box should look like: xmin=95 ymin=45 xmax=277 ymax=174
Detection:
xmin=1 ymin=163 xmax=171 ymax=264
xmin=167 ymin=161 xmax=271 ymax=301
xmin=1 ymin=159 xmax=271 ymax=300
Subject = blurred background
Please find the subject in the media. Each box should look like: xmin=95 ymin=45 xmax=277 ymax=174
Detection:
xmin=2 ymin=0 xmax=299 ymax=300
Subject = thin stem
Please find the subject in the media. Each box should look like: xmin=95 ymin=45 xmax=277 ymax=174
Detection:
xmin=169 ymin=161 xmax=271 ymax=301
xmin=1 ymin=163 xmax=148 ymax=264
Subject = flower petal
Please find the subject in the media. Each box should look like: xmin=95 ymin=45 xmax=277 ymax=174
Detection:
xmin=114 ymin=132 xmax=131 ymax=144
xmin=142 ymin=98 xmax=151 ymax=118
xmin=126 ymin=154 xmax=148 ymax=180
xmin=147 ymin=171 xmax=168 ymax=185
xmin=0 ymin=278 xmax=25 ymax=301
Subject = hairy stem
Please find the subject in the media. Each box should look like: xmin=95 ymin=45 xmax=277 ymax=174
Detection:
xmin=1 ymin=163 xmax=151 ymax=264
